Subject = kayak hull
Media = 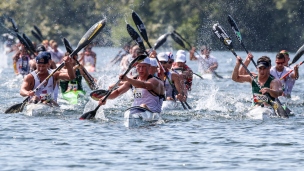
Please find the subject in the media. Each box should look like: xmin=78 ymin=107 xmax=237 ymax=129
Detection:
xmin=123 ymin=106 xmax=162 ymax=127
xmin=25 ymin=103 xmax=59 ymax=116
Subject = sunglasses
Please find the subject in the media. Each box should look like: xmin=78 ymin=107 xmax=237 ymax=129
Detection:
xmin=160 ymin=61 xmax=168 ymax=64
xmin=168 ymin=61 xmax=174 ymax=64
xmin=276 ymin=62 xmax=284 ymax=65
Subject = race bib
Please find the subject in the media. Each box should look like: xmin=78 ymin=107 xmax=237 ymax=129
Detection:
xmin=68 ymin=83 xmax=78 ymax=90
xmin=253 ymin=93 xmax=268 ymax=103
xmin=133 ymin=89 xmax=142 ymax=98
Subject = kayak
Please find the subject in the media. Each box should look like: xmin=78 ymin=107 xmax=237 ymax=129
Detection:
xmin=25 ymin=103 xmax=59 ymax=116
xmin=162 ymin=100 xmax=179 ymax=110
xmin=123 ymin=106 xmax=162 ymax=127
xmin=62 ymin=90 xmax=85 ymax=104
xmin=246 ymin=106 xmax=276 ymax=120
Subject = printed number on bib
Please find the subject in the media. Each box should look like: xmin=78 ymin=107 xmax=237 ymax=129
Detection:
xmin=253 ymin=93 xmax=268 ymax=103
xmin=133 ymin=89 xmax=142 ymax=98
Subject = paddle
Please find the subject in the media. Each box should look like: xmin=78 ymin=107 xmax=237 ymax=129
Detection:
xmin=132 ymin=11 xmax=191 ymax=109
xmin=31 ymin=30 xmax=43 ymax=42
xmin=62 ymin=38 xmax=99 ymax=90
xmin=4 ymin=19 xmax=106 ymax=114
xmin=170 ymin=31 xmax=223 ymax=79
xmin=79 ymin=54 xmax=147 ymax=120
xmin=227 ymin=15 xmax=257 ymax=68
xmin=34 ymin=25 xmax=43 ymax=39
xmin=212 ymin=23 xmax=288 ymax=118
xmin=16 ymin=33 xmax=35 ymax=55
xmin=23 ymin=33 xmax=37 ymax=54
xmin=288 ymin=44 xmax=304 ymax=66
xmin=90 ymin=31 xmax=170 ymax=101
xmin=8 ymin=17 xmax=18 ymax=33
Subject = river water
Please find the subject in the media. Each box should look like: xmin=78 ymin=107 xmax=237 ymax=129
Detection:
xmin=1 ymin=46 xmax=304 ymax=170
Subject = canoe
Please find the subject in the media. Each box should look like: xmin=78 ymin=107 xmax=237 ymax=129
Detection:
xmin=25 ymin=103 xmax=59 ymax=116
xmin=123 ymin=106 xmax=162 ymax=127
xmin=62 ymin=90 xmax=85 ymax=104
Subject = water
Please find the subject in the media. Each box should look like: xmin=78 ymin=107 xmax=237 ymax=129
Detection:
xmin=1 ymin=47 xmax=304 ymax=170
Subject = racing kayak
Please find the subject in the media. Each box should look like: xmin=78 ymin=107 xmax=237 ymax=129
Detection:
xmin=62 ymin=90 xmax=85 ymax=104
xmin=246 ymin=106 xmax=276 ymax=120
xmin=25 ymin=103 xmax=59 ymax=116
xmin=123 ymin=106 xmax=162 ymax=127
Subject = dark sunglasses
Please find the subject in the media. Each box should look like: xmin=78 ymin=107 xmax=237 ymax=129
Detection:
xmin=276 ymin=62 xmax=284 ymax=65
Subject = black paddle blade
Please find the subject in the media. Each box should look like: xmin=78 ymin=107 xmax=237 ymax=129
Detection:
xmin=289 ymin=43 xmax=304 ymax=66
xmin=79 ymin=110 xmax=97 ymax=120
xmin=126 ymin=24 xmax=146 ymax=51
xmin=62 ymin=38 xmax=73 ymax=54
xmin=131 ymin=11 xmax=151 ymax=48
xmin=90 ymin=89 xmax=109 ymax=101
xmin=171 ymin=32 xmax=187 ymax=50
xmin=227 ymin=15 xmax=242 ymax=42
xmin=16 ymin=33 xmax=34 ymax=55
xmin=8 ymin=17 xmax=18 ymax=32
xmin=154 ymin=33 xmax=170 ymax=50
xmin=31 ymin=30 xmax=43 ymax=42
xmin=4 ymin=103 xmax=23 ymax=114
xmin=23 ymin=33 xmax=36 ymax=53
xmin=70 ymin=19 xmax=106 ymax=57
xmin=172 ymin=30 xmax=192 ymax=49
xmin=212 ymin=23 xmax=234 ymax=51
xmin=34 ymin=25 xmax=43 ymax=39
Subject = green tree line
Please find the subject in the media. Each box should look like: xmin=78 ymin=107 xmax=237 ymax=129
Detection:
xmin=0 ymin=0 xmax=303 ymax=52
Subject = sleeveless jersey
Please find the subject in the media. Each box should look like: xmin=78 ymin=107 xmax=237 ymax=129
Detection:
xmin=17 ymin=55 xmax=30 ymax=75
xmin=59 ymin=69 xmax=83 ymax=93
xmin=31 ymin=70 xmax=55 ymax=102
xmin=164 ymin=72 xmax=174 ymax=99
xmin=84 ymin=55 xmax=95 ymax=66
xmin=270 ymin=66 xmax=294 ymax=97
xmin=131 ymin=75 xmax=164 ymax=113
xmin=251 ymin=76 xmax=275 ymax=105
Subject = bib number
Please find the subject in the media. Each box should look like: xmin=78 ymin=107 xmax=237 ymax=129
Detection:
xmin=133 ymin=89 xmax=142 ymax=98
xmin=253 ymin=94 xmax=268 ymax=103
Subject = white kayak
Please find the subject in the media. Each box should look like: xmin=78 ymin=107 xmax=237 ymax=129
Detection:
xmin=25 ymin=103 xmax=60 ymax=116
xmin=123 ymin=106 xmax=162 ymax=127
xmin=246 ymin=106 xmax=276 ymax=120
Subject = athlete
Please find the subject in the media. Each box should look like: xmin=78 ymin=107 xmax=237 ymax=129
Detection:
xmin=20 ymin=52 xmax=75 ymax=106
xmin=50 ymin=42 xmax=64 ymax=65
xmin=12 ymin=43 xmax=31 ymax=77
xmin=189 ymin=45 xmax=218 ymax=74
xmin=79 ymin=45 xmax=97 ymax=72
xmin=172 ymin=52 xmax=193 ymax=92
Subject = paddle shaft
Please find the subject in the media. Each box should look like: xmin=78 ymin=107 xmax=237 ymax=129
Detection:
xmin=280 ymin=61 xmax=303 ymax=80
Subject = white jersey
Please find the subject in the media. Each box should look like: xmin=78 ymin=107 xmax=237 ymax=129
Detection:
xmin=270 ymin=66 xmax=294 ymax=96
xmin=164 ymin=72 xmax=174 ymax=98
xmin=50 ymin=49 xmax=64 ymax=64
xmin=195 ymin=54 xmax=218 ymax=74
xmin=16 ymin=55 xmax=31 ymax=75
xmin=131 ymin=76 xmax=163 ymax=113
xmin=31 ymin=70 xmax=55 ymax=101
xmin=83 ymin=55 xmax=95 ymax=66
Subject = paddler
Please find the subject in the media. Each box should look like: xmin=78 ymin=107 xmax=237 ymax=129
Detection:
xmin=20 ymin=52 xmax=75 ymax=106
xmin=12 ymin=43 xmax=31 ymax=77
xmin=232 ymin=56 xmax=282 ymax=107
xmin=98 ymin=56 xmax=165 ymax=113
xmin=79 ymin=45 xmax=97 ymax=72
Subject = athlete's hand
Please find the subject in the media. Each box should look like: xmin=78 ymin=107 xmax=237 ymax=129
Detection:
xmin=236 ymin=56 xmax=242 ymax=64
xmin=260 ymin=88 xmax=270 ymax=94
xmin=149 ymin=50 xmax=157 ymax=58
xmin=27 ymin=90 xmax=35 ymax=96
xmin=176 ymin=94 xmax=186 ymax=102
xmin=119 ymin=74 xmax=129 ymax=82
xmin=98 ymin=98 xmax=107 ymax=106
xmin=246 ymin=53 xmax=253 ymax=60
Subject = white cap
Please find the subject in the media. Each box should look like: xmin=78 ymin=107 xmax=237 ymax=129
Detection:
xmin=139 ymin=57 xmax=151 ymax=65
xmin=176 ymin=50 xmax=186 ymax=56
xmin=175 ymin=53 xmax=186 ymax=63
xmin=149 ymin=58 xmax=158 ymax=67
xmin=158 ymin=52 xmax=168 ymax=61
xmin=166 ymin=52 xmax=174 ymax=60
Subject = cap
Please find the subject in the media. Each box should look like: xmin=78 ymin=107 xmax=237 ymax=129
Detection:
xmin=36 ymin=51 xmax=51 ymax=64
xmin=175 ymin=53 xmax=186 ymax=63
xmin=149 ymin=58 xmax=158 ymax=67
xmin=36 ymin=44 xmax=46 ymax=52
xmin=257 ymin=58 xmax=270 ymax=68
xmin=139 ymin=57 xmax=150 ymax=65
xmin=280 ymin=50 xmax=289 ymax=55
xmin=158 ymin=52 xmax=168 ymax=61
xmin=176 ymin=50 xmax=186 ymax=56
xmin=166 ymin=52 xmax=174 ymax=60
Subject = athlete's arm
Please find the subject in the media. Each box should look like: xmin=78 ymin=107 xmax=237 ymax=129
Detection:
xmin=55 ymin=56 xmax=76 ymax=81
xmin=232 ymin=56 xmax=252 ymax=83
xmin=20 ymin=74 xmax=35 ymax=97
xmin=260 ymin=79 xmax=283 ymax=98
xmin=189 ymin=47 xmax=198 ymax=60
xmin=239 ymin=53 xmax=253 ymax=75
xmin=98 ymin=81 xmax=131 ymax=106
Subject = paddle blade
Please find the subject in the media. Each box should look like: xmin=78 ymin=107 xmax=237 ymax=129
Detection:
xmin=16 ymin=33 xmax=35 ymax=55
xmin=34 ymin=25 xmax=43 ymax=39
xmin=171 ymin=32 xmax=187 ymax=50
xmin=31 ymin=30 xmax=43 ymax=42
xmin=4 ymin=103 xmax=23 ymax=113
xmin=90 ymin=89 xmax=109 ymax=101
xmin=79 ymin=110 xmax=97 ymax=120
xmin=62 ymin=38 xmax=73 ymax=54
xmin=153 ymin=33 xmax=170 ymax=50
xmin=132 ymin=11 xmax=151 ymax=47
xmin=227 ymin=15 xmax=242 ymax=42
xmin=172 ymin=30 xmax=192 ymax=49
xmin=126 ymin=24 xmax=146 ymax=51
xmin=9 ymin=17 xmax=18 ymax=32
xmin=212 ymin=23 xmax=234 ymax=51
xmin=70 ymin=19 xmax=106 ymax=57
xmin=289 ymin=43 xmax=304 ymax=66
xmin=22 ymin=33 xmax=36 ymax=53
